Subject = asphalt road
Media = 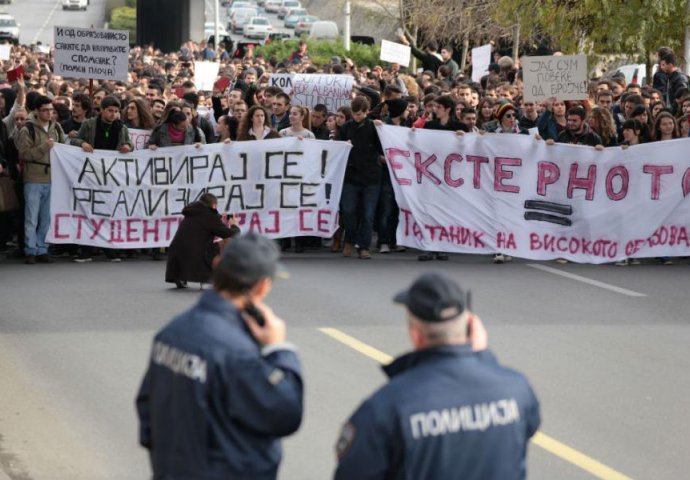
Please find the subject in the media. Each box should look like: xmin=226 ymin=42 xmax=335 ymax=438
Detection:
xmin=2 ymin=0 xmax=108 ymax=45
xmin=1 ymin=250 xmax=689 ymax=479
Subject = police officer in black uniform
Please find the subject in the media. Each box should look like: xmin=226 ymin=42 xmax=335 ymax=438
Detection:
xmin=334 ymin=272 xmax=541 ymax=480
xmin=136 ymin=233 xmax=303 ymax=480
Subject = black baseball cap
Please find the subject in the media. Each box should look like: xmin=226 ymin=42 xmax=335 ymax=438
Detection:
xmin=393 ymin=272 xmax=467 ymax=323
xmin=217 ymin=233 xmax=288 ymax=285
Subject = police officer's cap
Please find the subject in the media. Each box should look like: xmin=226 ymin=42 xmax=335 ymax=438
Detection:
xmin=217 ymin=233 xmax=288 ymax=285
xmin=393 ymin=272 xmax=467 ymax=322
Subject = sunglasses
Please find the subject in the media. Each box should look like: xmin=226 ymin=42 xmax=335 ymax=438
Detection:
xmin=503 ymin=113 xmax=516 ymax=119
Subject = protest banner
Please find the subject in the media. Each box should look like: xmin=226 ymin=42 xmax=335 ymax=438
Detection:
xmin=522 ymin=54 xmax=588 ymax=102
xmin=53 ymin=26 xmax=129 ymax=81
xmin=380 ymin=39 xmax=411 ymax=67
xmin=471 ymin=44 xmax=492 ymax=83
xmin=194 ymin=61 xmax=220 ymax=91
xmin=376 ymin=125 xmax=690 ymax=263
xmin=270 ymin=73 xmax=353 ymax=110
xmin=47 ymin=139 xmax=352 ymax=248
xmin=128 ymin=129 xmax=152 ymax=150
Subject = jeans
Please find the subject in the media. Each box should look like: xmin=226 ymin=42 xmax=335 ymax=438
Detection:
xmin=24 ymin=183 xmax=51 ymax=256
xmin=340 ymin=183 xmax=380 ymax=250
xmin=377 ymin=178 xmax=398 ymax=246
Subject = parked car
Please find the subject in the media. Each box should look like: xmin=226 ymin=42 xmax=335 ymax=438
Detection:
xmin=0 ymin=13 xmax=19 ymax=44
xmin=309 ymin=21 xmax=338 ymax=40
xmin=294 ymin=15 xmax=318 ymax=36
xmin=612 ymin=63 xmax=659 ymax=87
xmin=284 ymin=8 xmax=307 ymax=28
xmin=230 ymin=8 xmax=258 ymax=33
xmin=244 ymin=16 xmax=272 ymax=39
xmin=62 ymin=0 xmax=88 ymax=10
xmin=277 ymin=0 xmax=300 ymax=19
xmin=264 ymin=0 xmax=282 ymax=13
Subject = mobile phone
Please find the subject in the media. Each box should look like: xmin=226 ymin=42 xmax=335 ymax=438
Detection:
xmin=244 ymin=302 xmax=265 ymax=327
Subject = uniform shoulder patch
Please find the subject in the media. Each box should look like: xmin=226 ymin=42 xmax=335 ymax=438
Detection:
xmin=336 ymin=422 xmax=356 ymax=460
xmin=268 ymin=368 xmax=285 ymax=385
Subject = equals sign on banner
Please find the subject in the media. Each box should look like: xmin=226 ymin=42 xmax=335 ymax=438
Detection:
xmin=524 ymin=200 xmax=573 ymax=226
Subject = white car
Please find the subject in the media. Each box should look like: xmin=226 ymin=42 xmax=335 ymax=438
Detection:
xmin=309 ymin=21 xmax=338 ymax=40
xmin=0 ymin=13 xmax=19 ymax=44
xmin=62 ymin=0 xmax=88 ymax=10
xmin=277 ymin=0 xmax=300 ymax=19
xmin=230 ymin=9 xmax=256 ymax=34
xmin=244 ymin=16 xmax=272 ymax=39
xmin=264 ymin=0 xmax=282 ymax=13
xmin=204 ymin=22 xmax=230 ymax=38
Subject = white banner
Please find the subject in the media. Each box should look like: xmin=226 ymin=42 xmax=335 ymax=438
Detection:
xmin=380 ymin=40 xmax=411 ymax=67
xmin=522 ymin=54 xmax=588 ymax=102
xmin=47 ymin=140 xmax=352 ymax=248
xmin=376 ymin=125 xmax=690 ymax=263
xmin=269 ymin=73 xmax=353 ymax=110
xmin=471 ymin=44 xmax=492 ymax=82
xmin=128 ymin=128 xmax=152 ymax=150
xmin=53 ymin=26 xmax=129 ymax=81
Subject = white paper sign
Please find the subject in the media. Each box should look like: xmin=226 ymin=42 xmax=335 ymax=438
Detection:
xmin=128 ymin=128 xmax=152 ymax=150
xmin=522 ymin=54 xmax=588 ymax=102
xmin=380 ymin=39 xmax=411 ymax=67
xmin=376 ymin=125 xmax=690 ymax=263
xmin=194 ymin=61 xmax=220 ymax=91
xmin=0 ymin=44 xmax=11 ymax=61
xmin=270 ymin=73 xmax=353 ymax=110
xmin=47 ymin=140 xmax=352 ymax=248
xmin=471 ymin=44 xmax=492 ymax=82
xmin=53 ymin=26 xmax=129 ymax=81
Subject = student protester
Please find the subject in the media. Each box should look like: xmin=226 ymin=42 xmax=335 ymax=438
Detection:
xmin=588 ymin=107 xmax=618 ymax=147
xmin=337 ymin=95 xmax=384 ymax=260
xmin=165 ymin=193 xmax=240 ymax=289
xmin=124 ymin=97 xmax=156 ymax=130
xmin=71 ymin=95 xmax=134 ymax=262
xmin=270 ymin=92 xmax=291 ymax=131
xmin=17 ymin=96 xmax=65 ymax=264
xmin=62 ymin=93 xmax=91 ymax=139
xmin=310 ymin=104 xmax=330 ymax=140
xmin=335 ymin=106 xmax=352 ymax=127
xmin=280 ymin=106 xmax=315 ymax=139
xmin=620 ymin=119 xmax=646 ymax=147
xmin=653 ymin=111 xmax=680 ymax=141
xmin=548 ymin=106 xmax=603 ymax=147
xmin=147 ymin=102 xmax=203 ymax=148
xmin=237 ymin=105 xmax=281 ymax=141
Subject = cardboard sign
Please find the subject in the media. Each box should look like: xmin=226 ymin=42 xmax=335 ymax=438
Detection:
xmin=53 ymin=26 xmax=130 ymax=81
xmin=522 ymin=54 xmax=588 ymax=102
xmin=471 ymin=44 xmax=492 ymax=82
xmin=380 ymin=40 xmax=411 ymax=67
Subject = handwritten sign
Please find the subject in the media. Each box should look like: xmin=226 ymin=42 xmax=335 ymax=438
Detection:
xmin=47 ymin=140 xmax=352 ymax=248
xmin=522 ymin=54 xmax=588 ymax=102
xmin=380 ymin=40 xmax=411 ymax=67
xmin=53 ymin=26 xmax=129 ymax=81
xmin=471 ymin=44 xmax=492 ymax=82
xmin=270 ymin=73 xmax=353 ymax=110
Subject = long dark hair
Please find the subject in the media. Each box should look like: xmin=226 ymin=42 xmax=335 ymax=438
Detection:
xmin=127 ymin=97 xmax=156 ymax=129
xmin=237 ymin=105 xmax=271 ymax=140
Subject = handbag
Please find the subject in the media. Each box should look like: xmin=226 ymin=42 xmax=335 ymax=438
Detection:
xmin=0 ymin=173 xmax=19 ymax=212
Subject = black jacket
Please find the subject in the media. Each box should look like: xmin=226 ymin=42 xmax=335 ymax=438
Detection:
xmin=666 ymin=70 xmax=689 ymax=114
xmin=424 ymin=118 xmax=470 ymax=132
xmin=556 ymin=126 xmax=602 ymax=146
xmin=337 ymin=117 xmax=384 ymax=185
xmin=410 ymin=45 xmax=442 ymax=73
xmin=165 ymin=201 xmax=237 ymax=284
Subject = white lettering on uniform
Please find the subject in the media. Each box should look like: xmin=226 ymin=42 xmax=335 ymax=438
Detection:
xmin=151 ymin=341 xmax=208 ymax=383
xmin=409 ymin=398 xmax=521 ymax=439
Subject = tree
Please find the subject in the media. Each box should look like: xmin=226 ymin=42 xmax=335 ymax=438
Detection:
xmin=495 ymin=0 xmax=690 ymax=78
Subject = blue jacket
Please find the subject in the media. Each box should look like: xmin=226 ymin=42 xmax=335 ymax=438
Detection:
xmin=136 ymin=290 xmax=303 ymax=480
xmin=334 ymin=345 xmax=540 ymax=480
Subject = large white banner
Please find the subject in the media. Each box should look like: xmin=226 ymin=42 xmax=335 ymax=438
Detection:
xmin=376 ymin=125 xmax=690 ymax=263
xmin=47 ymin=140 xmax=352 ymax=248
xmin=53 ymin=26 xmax=129 ymax=81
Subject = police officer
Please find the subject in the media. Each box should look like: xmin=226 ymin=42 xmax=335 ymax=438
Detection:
xmin=136 ymin=233 xmax=303 ymax=480
xmin=334 ymin=272 xmax=540 ymax=480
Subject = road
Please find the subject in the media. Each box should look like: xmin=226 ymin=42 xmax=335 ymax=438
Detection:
xmin=2 ymin=0 xmax=108 ymax=45
xmin=1 ymin=251 xmax=689 ymax=479
xmin=204 ymin=0 xmax=295 ymax=46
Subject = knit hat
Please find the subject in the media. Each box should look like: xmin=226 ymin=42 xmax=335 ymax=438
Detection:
xmin=495 ymin=102 xmax=516 ymax=121
xmin=386 ymin=98 xmax=408 ymax=118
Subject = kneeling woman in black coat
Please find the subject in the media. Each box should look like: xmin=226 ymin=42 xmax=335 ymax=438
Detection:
xmin=166 ymin=193 xmax=240 ymax=288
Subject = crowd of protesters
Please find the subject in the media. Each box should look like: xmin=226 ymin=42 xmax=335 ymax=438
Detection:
xmin=0 ymin=37 xmax=688 ymax=266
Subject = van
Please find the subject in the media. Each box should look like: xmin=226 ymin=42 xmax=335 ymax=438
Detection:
xmin=309 ymin=21 xmax=338 ymax=40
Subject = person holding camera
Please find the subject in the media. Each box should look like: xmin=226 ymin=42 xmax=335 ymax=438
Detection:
xmin=335 ymin=272 xmax=540 ymax=479
xmin=137 ymin=233 xmax=303 ymax=479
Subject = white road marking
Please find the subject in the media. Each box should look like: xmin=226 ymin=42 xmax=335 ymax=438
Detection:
xmin=526 ymin=263 xmax=646 ymax=297
xmin=33 ymin=0 xmax=62 ymax=45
